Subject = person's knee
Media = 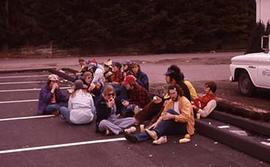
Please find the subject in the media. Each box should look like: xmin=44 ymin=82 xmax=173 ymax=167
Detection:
xmin=99 ymin=120 xmax=109 ymax=129
xmin=59 ymin=106 xmax=67 ymax=112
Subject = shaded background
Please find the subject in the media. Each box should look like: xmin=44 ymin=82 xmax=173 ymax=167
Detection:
xmin=0 ymin=0 xmax=258 ymax=54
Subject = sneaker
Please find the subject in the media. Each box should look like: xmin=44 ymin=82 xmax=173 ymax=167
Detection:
xmin=153 ymin=136 xmax=167 ymax=145
xmin=184 ymin=134 xmax=191 ymax=139
xmin=145 ymin=129 xmax=158 ymax=140
xmin=124 ymin=126 xmax=137 ymax=134
xmin=179 ymin=138 xmax=191 ymax=144
xmin=124 ymin=132 xmax=138 ymax=143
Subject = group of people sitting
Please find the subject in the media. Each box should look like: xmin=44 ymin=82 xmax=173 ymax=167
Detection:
xmin=38 ymin=58 xmax=217 ymax=145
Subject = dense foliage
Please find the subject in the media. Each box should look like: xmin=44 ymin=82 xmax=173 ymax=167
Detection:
xmin=0 ymin=0 xmax=256 ymax=53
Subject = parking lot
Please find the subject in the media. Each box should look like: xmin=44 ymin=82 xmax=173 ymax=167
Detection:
xmin=0 ymin=70 xmax=268 ymax=167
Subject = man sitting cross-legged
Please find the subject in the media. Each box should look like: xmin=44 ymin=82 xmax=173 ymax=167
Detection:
xmin=124 ymin=84 xmax=194 ymax=145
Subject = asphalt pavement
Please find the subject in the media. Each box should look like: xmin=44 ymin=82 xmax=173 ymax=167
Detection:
xmin=0 ymin=69 xmax=269 ymax=167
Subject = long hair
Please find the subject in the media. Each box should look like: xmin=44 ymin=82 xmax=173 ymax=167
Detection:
xmin=167 ymin=65 xmax=191 ymax=100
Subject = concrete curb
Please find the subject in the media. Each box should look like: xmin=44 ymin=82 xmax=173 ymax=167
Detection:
xmin=0 ymin=67 xmax=55 ymax=74
xmin=48 ymin=69 xmax=75 ymax=82
xmin=209 ymin=111 xmax=270 ymax=138
xmin=216 ymin=97 xmax=270 ymax=122
xmin=196 ymin=120 xmax=270 ymax=164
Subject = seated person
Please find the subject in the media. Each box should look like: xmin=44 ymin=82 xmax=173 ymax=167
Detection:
xmin=95 ymin=85 xmax=135 ymax=135
xmin=103 ymin=59 xmax=113 ymax=83
xmin=133 ymin=65 xmax=195 ymax=125
xmin=80 ymin=71 xmax=102 ymax=101
xmin=59 ymin=80 xmax=95 ymax=124
xmin=165 ymin=66 xmax=191 ymax=101
xmin=38 ymin=74 xmax=68 ymax=115
xmin=166 ymin=65 xmax=198 ymax=100
xmin=130 ymin=62 xmax=149 ymax=91
xmin=124 ymin=84 xmax=194 ymax=145
xmin=192 ymin=81 xmax=217 ymax=119
xmin=121 ymin=75 xmax=150 ymax=116
xmin=111 ymin=62 xmax=124 ymax=85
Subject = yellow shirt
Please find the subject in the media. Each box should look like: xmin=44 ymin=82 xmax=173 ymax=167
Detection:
xmin=184 ymin=80 xmax=198 ymax=100
xmin=159 ymin=96 xmax=195 ymax=135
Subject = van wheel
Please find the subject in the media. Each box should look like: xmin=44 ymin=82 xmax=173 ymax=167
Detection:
xmin=238 ymin=72 xmax=255 ymax=96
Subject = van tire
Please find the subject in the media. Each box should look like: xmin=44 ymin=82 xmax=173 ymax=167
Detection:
xmin=238 ymin=72 xmax=255 ymax=96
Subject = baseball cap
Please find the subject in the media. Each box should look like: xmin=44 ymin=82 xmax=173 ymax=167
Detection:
xmin=48 ymin=74 xmax=59 ymax=81
xmin=123 ymin=75 xmax=136 ymax=86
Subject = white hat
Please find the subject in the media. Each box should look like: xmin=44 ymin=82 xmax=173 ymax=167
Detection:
xmin=48 ymin=74 xmax=59 ymax=81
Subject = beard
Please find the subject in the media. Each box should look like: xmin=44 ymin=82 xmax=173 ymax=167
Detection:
xmin=172 ymin=96 xmax=178 ymax=102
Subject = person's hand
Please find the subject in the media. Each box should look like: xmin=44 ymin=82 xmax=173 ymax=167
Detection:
xmin=51 ymin=83 xmax=58 ymax=92
xmin=107 ymin=98 xmax=115 ymax=108
xmin=162 ymin=113 xmax=175 ymax=121
xmin=88 ymin=83 xmax=96 ymax=92
xmin=148 ymin=122 xmax=158 ymax=129
xmin=122 ymin=100 xmax=129 ymax=107
xmin=163 ymin=99 xmax=169 ymax=106
xmin=153 ymin=96 xmax=162 ymax=104
xmin=192 ymin=105 xmax=199 ymax=112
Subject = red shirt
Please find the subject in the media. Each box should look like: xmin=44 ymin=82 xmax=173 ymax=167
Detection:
xmin=192 ymin=93 xmax=215 ymax=109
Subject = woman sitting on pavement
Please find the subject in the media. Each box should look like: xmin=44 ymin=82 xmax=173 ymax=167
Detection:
xmin=111 ymin=62 xmax=124 ymax=85
xmin=95 ymin=85 xmax=135 ymax=135
xmin=38 ymin=74 xmax=68 ymax=115
xmin=192 ymin=81 xmax=217 ymax=119
xmin=80 ymin=70 xmax=102 ymax=101
xmin=130 ymin=62 xmax=149 ymax=91
xmin=59 ymin=80 xmax=95 ymax=124
xmin=125 ymin=84 xmax=194 ymax=145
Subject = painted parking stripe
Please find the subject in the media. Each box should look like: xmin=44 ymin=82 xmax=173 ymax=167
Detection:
xmin=0 ymin=75 xmax=48 ymax=79
xmin=0 ymin=138 xmax=126 ymax=154
xmin=0 ymin=115 xmax=55 ymax=122
xmin=0 ymin=99 xmax=38 ymax=104
xmin=0 ymin=87 xmax=71 ymax=93
xmin=0 ymin=81 xmax=45 ymax=85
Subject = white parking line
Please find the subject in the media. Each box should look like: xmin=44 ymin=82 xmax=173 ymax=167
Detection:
xmin=0 ymin=115 xmax=55 ymax=122
xmin=0 ymin=138 xmax=126 ymax=154
xmin=0 ymin=81 xmax=45 ymax=85
xmin=0 ymin=87 xmax=71 ymax=93
xmin=0 ymin=99 xmax=38 ymax=104
xmin=0 ymin=75 xmax=48 ymax=79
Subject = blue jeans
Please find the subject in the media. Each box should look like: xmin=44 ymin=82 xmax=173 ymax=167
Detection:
xmin=44 ymin=104 xmax=60 ymax=114
xmin=134 ymin=109 xmax=187 ymax=142
xmin=59 ymin=106 xmax=71 ymax=121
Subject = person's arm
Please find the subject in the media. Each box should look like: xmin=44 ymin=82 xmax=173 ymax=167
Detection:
xmin=39 ymin=87 xmax=53 ymax=103
xmin=174 ymin=97 xmax=193 ymax=123
xmin=198 ymin=100 xmax=217 ymax=118
xmin=137 ymin=72 xmax=149 ymax=90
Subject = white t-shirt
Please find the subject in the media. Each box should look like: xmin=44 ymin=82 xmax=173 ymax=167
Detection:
xmin=173 ymin=101 xmax=180 ymax=114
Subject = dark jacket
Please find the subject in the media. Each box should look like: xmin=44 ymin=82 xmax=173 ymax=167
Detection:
xmin=95 ymin=96 xmax=123 ymax=132
xmin=135 ymin=71 xmax=149 ymax=91
xmin=37 ymin=85 xmax=68 ymax=115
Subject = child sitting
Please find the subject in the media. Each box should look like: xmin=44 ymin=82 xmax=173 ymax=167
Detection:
xmin=192 ymin=81 xmax=217 ymax=119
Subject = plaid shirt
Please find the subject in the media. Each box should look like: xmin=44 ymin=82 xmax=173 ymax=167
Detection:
xmin=127 ymin=84 xmax=150 ymax=108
